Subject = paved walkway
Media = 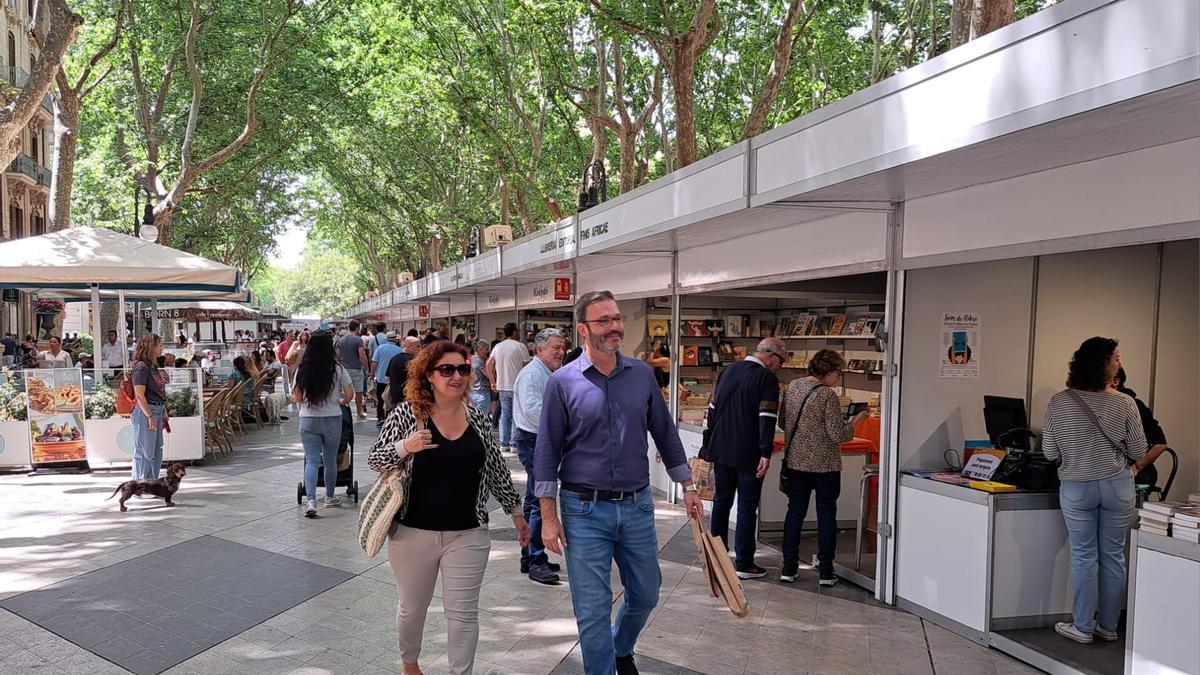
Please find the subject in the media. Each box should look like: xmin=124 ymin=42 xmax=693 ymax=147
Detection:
xmin=0 ymin=414 xmax=1042 ymax=675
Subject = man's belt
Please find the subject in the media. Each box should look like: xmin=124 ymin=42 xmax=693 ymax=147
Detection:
xmin=561 ymin=482 xmax=648 ymax=502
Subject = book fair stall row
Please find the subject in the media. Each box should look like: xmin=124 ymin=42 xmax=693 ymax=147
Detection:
xmin=349 ymin=1 xmax=1199 ymax=673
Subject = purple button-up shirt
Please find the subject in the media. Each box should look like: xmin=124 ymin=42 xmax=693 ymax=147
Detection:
xmin=534 ymin=350 xmax=691 ymax=498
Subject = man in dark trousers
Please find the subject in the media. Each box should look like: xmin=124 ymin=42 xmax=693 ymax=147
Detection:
xmin=705 ymin=337 xmax=787 ymax=579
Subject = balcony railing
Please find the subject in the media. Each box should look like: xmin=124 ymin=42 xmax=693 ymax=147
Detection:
xmin=8 ymin=153 xmax=37 ymax=181
xmin=5 ymin=66 xmax=55 ymax=112
xmin=36 ymin=165 xmax=50 ymax=186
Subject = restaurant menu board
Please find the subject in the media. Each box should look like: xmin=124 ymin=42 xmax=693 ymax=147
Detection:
xmin=25 ymin=369 xmax=87 ymax=464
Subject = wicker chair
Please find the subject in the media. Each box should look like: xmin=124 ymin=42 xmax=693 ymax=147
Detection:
xmin=203 ymin=389 xmax=232 ymax=458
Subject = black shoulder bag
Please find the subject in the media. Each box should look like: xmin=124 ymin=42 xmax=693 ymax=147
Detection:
xmin=779 ymin=384 xmax=823 ymax=494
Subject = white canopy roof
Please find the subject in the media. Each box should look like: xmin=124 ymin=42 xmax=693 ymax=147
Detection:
xmin=0 ymin=226 xmax=242 ymax=296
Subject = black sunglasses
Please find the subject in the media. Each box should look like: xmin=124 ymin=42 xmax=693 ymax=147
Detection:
xmin=432 ymin=364 xmax=473 ymax=377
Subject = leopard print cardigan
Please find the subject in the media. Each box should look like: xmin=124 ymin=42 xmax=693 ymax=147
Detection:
xmin=367 ymin=400 xmax=522 ymax=527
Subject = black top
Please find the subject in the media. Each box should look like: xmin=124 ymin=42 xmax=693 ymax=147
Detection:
xmin=651 ymin=345 xmax=670 ymax=388
xmin=703 ymin=358 xmax=780 ymax=470
xmin=131 ymin=362 xmax=166 ymax=404
xmin=387 ymin=352 xmax=413 ymax=407
xmin=1123 ymin=387 xmax=1166 ymax=486
xmin=400 ymin=419 xmax=486 ymax=531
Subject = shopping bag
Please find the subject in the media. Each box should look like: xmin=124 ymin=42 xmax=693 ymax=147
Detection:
xmin=688 ymin=458 xmax=716 ymax=501
xmin=690 ymin=518 xmax=720 ymax=598
xmin=690 ymin=517 xmax=750 ymax=618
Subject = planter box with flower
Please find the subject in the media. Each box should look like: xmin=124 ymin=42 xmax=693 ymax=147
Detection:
xmin=83 ymin=385 xmax=135 ymax=466
xmin=164 ymin=385 xmax=203 ymax=462
xmin=0 ymin=371 xmax=31 ymax=467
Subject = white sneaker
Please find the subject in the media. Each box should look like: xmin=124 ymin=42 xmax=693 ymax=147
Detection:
xmin=1094 ymin=626 xmax=1119 ymax=642
xmin=1055 ymin=621 xmax=1094 ymax=644
xmin=304 ymin=500 xmax=317 ymax=518
xmin=323 ymin=496 xmax=341 ymax=508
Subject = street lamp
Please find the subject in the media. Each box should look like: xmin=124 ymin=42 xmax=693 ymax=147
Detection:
xmin=577 ymin=161 xmax=607 ymax=212
xmin=138 ymin=199 xmax=158 ymax=242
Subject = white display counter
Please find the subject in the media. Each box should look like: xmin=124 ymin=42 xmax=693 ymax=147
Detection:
xmin=895 ymin=475 xmax=1071 ymax=641
xmin=1126 ymin=530 xmax=1200 ymax=675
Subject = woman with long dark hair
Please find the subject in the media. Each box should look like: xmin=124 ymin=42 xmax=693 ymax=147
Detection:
xmin=293 ymin=331 xmax=353 ymax=517
xmin=1043 ymin=337 xmax=1147 ymax=644
xmin=131 ymin=333 xmax=167 ymax=480
xmin=368 ymin=341 xmax=528 ymax=675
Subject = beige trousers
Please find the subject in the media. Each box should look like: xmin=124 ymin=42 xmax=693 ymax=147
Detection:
xmin=387 ymin=524 xmax=491 ymax=675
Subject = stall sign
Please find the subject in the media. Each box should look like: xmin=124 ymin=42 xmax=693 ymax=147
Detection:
xmin=141 ymin=308 xmax=185 ymax=319
xmin=418 ymin=305 xmax=429 ymax=318
xmin=554 ymin=278 xmax=572 ymax=301
xmin=939 ymin=311 xmax=981 ymax=379
xmin=25 ymin=369 xmax=86 ymax=465
xmin=961 ymin=448 xmax=1006 ymax=480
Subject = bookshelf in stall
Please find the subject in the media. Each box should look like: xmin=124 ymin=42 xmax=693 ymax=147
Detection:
xmin=521 ymin=311 xmax=574 ymax=345
xmin=647 ymin=306 xmax=885 ymax=427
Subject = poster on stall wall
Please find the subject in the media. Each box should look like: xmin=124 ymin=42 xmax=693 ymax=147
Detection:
xmin=939 ymin=312 xmax=981 ymax=379
xmin=25 ymin=369 xmax=87 ymax=464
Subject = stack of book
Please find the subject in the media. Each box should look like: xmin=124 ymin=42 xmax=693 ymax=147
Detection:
xmin=1138 ymin=501 xmax=1176 ymax=536
xmin=1171 ymin=507 xmax=1200 ymax=544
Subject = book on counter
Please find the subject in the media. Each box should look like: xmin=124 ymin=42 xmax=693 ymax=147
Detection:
xmin=1171 ymin=506 xmax=1200 ymax=527
xmin=1142 ymin=501 xmax=1184 ymax=516
xmin=1188 ymin=493 xmax=1200 ymax=505
xmin=1172 ymin=529 xmax=1200 ymax=544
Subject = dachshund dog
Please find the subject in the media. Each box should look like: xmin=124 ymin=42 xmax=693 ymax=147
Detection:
xmin=106 ymin=463 xmax=187 ymax=512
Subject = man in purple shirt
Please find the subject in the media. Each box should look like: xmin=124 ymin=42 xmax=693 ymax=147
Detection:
xmin=536 ymin=290 xmax=703 ymax=675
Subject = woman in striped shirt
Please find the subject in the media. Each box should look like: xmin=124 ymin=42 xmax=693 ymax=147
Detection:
xmin=1042 ymin=337 xmax=1146 ymax=645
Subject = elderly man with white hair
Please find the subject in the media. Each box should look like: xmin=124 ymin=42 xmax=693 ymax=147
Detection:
xmin=512 ymin=328 xmax=568 ymax=584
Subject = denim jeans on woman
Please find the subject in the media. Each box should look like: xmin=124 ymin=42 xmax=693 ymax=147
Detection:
xmin=561 ymin=488 xmax=660 ymax=674
xmin=1059 ymin=470 xmax=1136 ymax=633
xmin=131 ymin=403 xmax=165 ymax=480
xmin=781 ymin=469 xmax=841 ymax=574
xmin=300 ymin=414 xmax=341 ymax=500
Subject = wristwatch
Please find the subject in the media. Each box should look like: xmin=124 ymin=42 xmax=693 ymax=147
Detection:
xmin=682 ymin=484 xmax=698 ymax=494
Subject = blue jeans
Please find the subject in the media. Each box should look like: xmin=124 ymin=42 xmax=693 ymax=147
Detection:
xmin=300 ymin=415 xmax=341 ymax=500
xmin=497 ymin=391 xmax=515 ymax=446
xmin=513 ymin=429 xmax=545 ymax=567
xmin=1059 ymin=471 xmax=1136 ymax=632
xmin=561 ymin=488 xmax=661 ymax=674
xmin=781 ymin=469 xmax=841 ymax=574
xmin=468 ymin=389 xmax=491 ymax=413
xmin=131 ymin=403 xmax=165 ymax=480
xmin=710 ymin=462 xmax=764 ymax=568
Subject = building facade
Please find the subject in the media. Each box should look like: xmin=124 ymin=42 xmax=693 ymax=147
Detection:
xmin=0 ymin=0 xmax=56 ymax=337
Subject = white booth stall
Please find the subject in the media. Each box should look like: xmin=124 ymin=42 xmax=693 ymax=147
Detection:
xmin=344 ymin=2 xmax=1199 ymax=673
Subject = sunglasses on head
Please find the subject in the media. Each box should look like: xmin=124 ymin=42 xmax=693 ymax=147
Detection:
xmin=432 ymin=364 xmax=473 ymax=377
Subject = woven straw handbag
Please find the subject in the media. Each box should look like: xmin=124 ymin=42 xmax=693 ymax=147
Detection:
xmin=356 ymin=414 xmax=420 ymax=557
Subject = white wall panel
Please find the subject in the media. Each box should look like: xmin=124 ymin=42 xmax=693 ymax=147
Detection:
xmin=1151 ymin=240 xmax=1199 ymax=499
xmin=449 ymin=295 xmax=476 ymax=317
xmin=576 ymin=258 xmax=671 ymax=301
xmin=896 ymin=486 xmax=989 ymax=632
xmin=1131 ymin=548 xmax=1200 ymax=675
xmin=677 ymin=211 xmax=886 ymax=291
xmin=1030 ymin=246 xmax=1158 ymax=429
xmin=756 ymin=0 xmax=1200 ymax=198
xmin=898 ymin=259 xmax=1034 ymax=469
xmin=476 ymin=286 xmax=515 ymax=314
xmin=516 ymin=278 xmax=573 ymax=310
xmin=502 ymin=220 xmax=576 ymax=273
xmin=459 ymin=252 xmax=500 ymax=286
xmin=903 ymin=140 xmax=1200 ymax=260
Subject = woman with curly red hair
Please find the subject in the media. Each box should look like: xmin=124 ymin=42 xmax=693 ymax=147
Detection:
xmin=367 ymin=340 xmax=528 ymax=675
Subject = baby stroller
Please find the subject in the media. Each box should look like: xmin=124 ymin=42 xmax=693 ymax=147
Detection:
xmin=297 ymin=405 xmax=360 ymax=504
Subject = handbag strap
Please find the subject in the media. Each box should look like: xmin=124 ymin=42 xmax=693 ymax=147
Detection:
xmin=784 ymin=384 xmax=824 ymax=450
xmin=1064 ymin=389 xmax=1126 ymax=461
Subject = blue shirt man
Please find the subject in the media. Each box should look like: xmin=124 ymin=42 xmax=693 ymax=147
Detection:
xmin=535 ymin=290 xmax=702 ymax=675
xmin=513 ymin=328 xmax=567 ymax=584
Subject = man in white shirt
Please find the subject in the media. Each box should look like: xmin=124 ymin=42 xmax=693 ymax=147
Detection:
xmin=101 ymin=330 xmax=125 ymax=371
xmin=486 ymin=322 xmax=530 ymax=452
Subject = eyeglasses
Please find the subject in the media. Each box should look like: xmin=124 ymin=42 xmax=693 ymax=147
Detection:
xmin=582 ymin=314 xmax=627 ymax=328
xmin=432 ymin=364 xmax=473 ymax=377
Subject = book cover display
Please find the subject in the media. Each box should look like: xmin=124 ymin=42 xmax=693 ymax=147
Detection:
xmin=648 ymin=319 xmax=671 ymax=337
